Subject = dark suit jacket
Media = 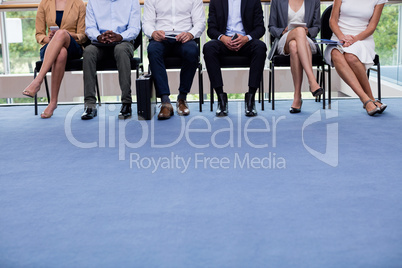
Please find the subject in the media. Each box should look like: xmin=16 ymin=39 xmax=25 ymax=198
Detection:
xmin=268 ymin=0 xmax=321 ymax=39
xmin=207 ymin=0 xmax=265 ymax=40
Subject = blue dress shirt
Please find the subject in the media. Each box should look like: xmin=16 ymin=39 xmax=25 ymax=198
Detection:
xmin=85 ymin=0 xmax=141 ymax=42
xmin=220 ymin=0 xmax=252 ymax=41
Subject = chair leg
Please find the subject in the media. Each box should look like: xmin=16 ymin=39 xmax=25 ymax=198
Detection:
xmin=261 ymin=77 xmax=264 ymax=111
xmin=328 ymin=65 xmax=332 ymax=109
xmin=322 ymin=64 xmax=325 ymax=109
xmin=272 ymin=65 xmax=275 ymax=110
xmin=44 ymin=76 xmax=50 ymax=101
xmin=199 ymin=64 xmax=203 ymax=112
xmin=268 ymin=67 xmax=272 ymax=103
xmin=377 ymin=61 xmax=381 ymax=101
xmin=95 ymin=75 xmax=102 ymax=106
xmin=210 ymin=82 xmax=214 ymax=112
xmin=34 ymin=69 xmax=38 ymax=115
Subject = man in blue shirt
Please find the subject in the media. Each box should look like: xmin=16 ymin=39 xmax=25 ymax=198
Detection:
xmin=203 ymin=0 xmax=267 ymax=117
xmin=81 ymin=0 xmax=141 ymax=120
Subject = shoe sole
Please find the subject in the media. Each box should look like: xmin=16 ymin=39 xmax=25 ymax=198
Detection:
xmin=118 ymin=114 xmax=132 ymax=119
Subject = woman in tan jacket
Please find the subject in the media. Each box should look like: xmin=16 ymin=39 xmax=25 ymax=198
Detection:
xmin=22 ymin=0 xmax=87 ymax=118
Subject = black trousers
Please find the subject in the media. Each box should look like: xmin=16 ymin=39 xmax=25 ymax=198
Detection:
xmin=203 ymin=39 xmax=267 ymax=90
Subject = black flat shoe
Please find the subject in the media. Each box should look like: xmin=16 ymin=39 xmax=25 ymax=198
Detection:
xmin=311 ymin=87 xmax=323 ymax=97
xmin=289 ymin=100 xmax=303 ymax=114
xmin=119 ymin=103 xmax=132 ymax=119
xmin=216 ymin=93 xmax=228 ymax=117
xmin=245 ymin=92 xmax=257 ymax=117
xmin=81 ymin=107 xmax=97 ymax=120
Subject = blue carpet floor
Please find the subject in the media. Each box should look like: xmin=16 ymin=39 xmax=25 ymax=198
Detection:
xmin=1 ymin=98 xmax=402 ymax=267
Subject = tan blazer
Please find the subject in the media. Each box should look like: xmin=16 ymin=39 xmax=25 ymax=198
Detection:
xmin=35 ymin=0 xmax=87 ymax=46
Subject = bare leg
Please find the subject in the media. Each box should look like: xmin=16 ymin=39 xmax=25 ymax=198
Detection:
xmin=23 ymin=30 xmax=71 ymax=96
xmin=331 ymin=50 xmax=377 ymax=112
xmin=41 ymin=47 xmax=68 ymax=117
xmin=288 ymin=40 xmax=303 ymax=108
xmin=285 ymin=27 xmax=320 ymax=92
xmin=344 ymin=53 xmax=375 ymax=100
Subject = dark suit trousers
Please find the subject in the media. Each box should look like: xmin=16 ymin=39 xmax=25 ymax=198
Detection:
xmin=148 ymin=39 xmax=198 ymax=97
xmin=203 ymin=39 xmax=267 ymax=90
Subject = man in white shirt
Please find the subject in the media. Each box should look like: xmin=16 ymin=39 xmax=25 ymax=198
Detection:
xmin=143 ymin=0 xmax=206 ymax=120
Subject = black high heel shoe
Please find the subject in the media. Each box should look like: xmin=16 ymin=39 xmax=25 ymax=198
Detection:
xmin=310 ymin=87 xmax=323 ymax=97
xmin=289 ymin=99 xmax=303 ymax=114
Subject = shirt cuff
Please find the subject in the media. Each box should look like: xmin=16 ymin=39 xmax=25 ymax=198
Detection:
xmin=218 ymin=34 xmax=223 ymax=40
xmin=247 ymin=35 xmax=252 ymax=41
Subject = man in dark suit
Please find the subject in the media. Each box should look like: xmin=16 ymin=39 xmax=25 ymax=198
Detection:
xmin=203 ymin=0 xmax=267 ymax=117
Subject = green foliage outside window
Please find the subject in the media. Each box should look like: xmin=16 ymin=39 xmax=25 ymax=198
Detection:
xmin=374 ymin=5 xmax=398 ymax=66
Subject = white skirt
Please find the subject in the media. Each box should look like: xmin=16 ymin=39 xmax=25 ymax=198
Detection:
xmin=277 ymin=31 xmax=317 ymax=55
xmin=324 ymin=35 xmax=375 ymax=69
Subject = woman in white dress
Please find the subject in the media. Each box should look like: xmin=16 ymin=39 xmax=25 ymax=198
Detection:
xmin=324 ymin=0 xmax=388 ymax=116
xmin=269 ymin=0 xmax=322 ymax=113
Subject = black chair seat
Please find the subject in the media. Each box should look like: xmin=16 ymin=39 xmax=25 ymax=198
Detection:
xmin=163 ymin=57 xmax=184 ymax=69
xmin=272 ymin=53 xmax=323 ymax=67
xmin=219 ymin=56 xmax=251 ymax=68
xmin=35 ymin=58 xmax=84 ymax=72
xmin=96 ymin=57 xmax=142 ymax=71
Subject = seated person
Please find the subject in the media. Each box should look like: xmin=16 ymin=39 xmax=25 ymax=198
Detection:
xmin=142 ymin=0 xmax=206 ymax=120
xmin=203 ymin=0 xmax=267 ymax=117
xmin=324 ymin=0 xmax=388 ymax=116
xmin=269 ymin=0 xmax=322 ymax=114
xmin=22 ymin=0 xmax=87 ymax=119
xmin=81 ymin=0 xmax=141 ymax=120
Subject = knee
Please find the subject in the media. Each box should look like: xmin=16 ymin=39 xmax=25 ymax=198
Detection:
xmin=344 ymin=53 xmax=360 ymax=66
xmin=288 ymin=40 xmax=298 ymax=54
xmin=83 ymin=45 xmax=98 ymax=60
xmin=114 ymin=43 xmax=132 ymax=59
xmin=203 ymin=40 xmax=219 ymax=57
xmin=147 ymin=41 xmax=164 ymax=59
xmin=294 ymin=27 xmax=307 ymax=38
xmin=52 ymin=29 xmax=70 ymax=43
xmin=183 ymin=43 xmax=198 ymax=60
xmin=252 ymin=40 xmax=267 ymax=54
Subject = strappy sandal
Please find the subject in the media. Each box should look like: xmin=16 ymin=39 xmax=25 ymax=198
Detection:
xmin=363 ymin=99 xmax=380 ymax=116
xmin=22 ymin=85 xmax=41 ymax=98
xmin=375 ymin=100 xmax=387 ymax=114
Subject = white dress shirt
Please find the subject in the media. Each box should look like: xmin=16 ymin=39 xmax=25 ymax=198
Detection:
xmin=142 ymin=0 xmax=206 ymax=39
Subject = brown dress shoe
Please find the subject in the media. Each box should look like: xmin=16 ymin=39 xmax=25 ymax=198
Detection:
xmin=158 ymin=103 xmax=174 ymax=120
xmin=176 ymin=99 xmax=190 ymax=116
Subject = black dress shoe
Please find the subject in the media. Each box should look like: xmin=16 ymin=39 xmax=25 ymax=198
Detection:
xmin=216 ymin=93 xmax=228 ymax=117
xmin=245 ymin=92 xmax=257 ymax=117
xmin=289 ymin=99 xmax=303 ymax=114
xmin=118 ymin=103 xmax=132 ymax=119
xmin=81 ymin=107 xmax=97 ymax=120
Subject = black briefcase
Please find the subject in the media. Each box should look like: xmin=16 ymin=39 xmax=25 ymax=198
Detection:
xmin=136 ymin=74 xmax=156 ymax=120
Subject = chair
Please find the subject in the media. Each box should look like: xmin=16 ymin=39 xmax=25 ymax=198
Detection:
xmin=33 ymin=32 xmax=144 ymax=115
xmin=267 ymin=34 xmax=325 ymax=110
xmin=148 ymin=38 xmax=204 ymax=112
xmin=321 ymin=5 xmax=382 ymax=107
xmin=208 ymin=56 xmax=265 ymax=112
